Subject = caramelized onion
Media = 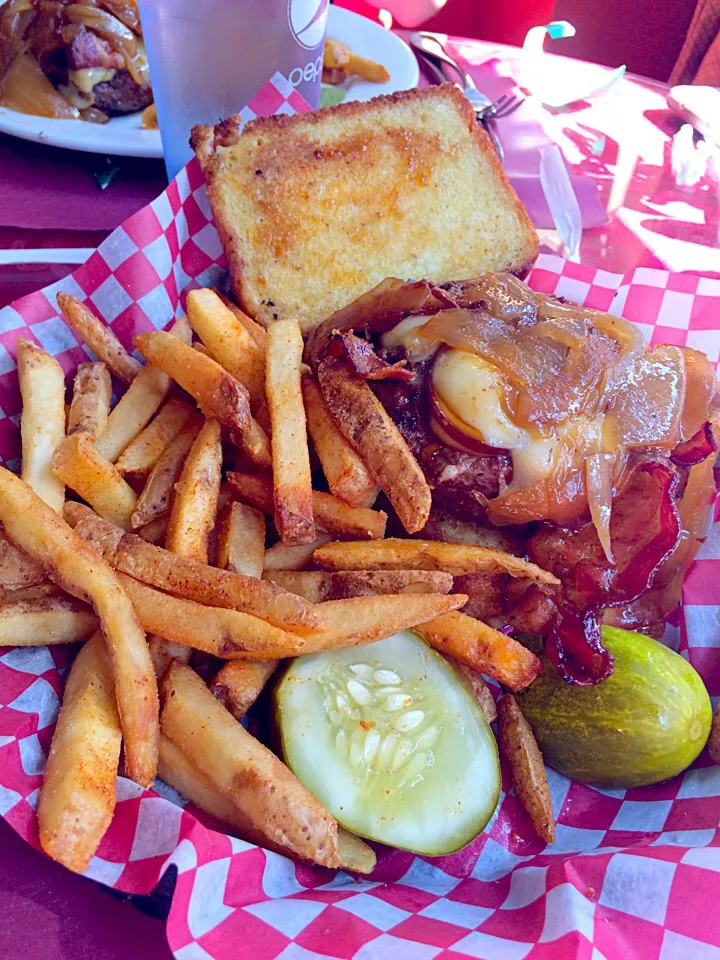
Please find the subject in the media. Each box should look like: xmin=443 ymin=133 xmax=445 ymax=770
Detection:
xmin=586 ymin=453 xmax=615 ymax=563
xmin=0 ymin=51 xmax=79 ymax=118
xmin=605 ymin=345 xmax=686 ymax=449
xmin=679 ymin=347 xmax=716 ymax=441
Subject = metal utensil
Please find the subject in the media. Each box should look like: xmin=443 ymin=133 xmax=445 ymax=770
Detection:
xmin=399 ymin=30 xmax=506 ymax=160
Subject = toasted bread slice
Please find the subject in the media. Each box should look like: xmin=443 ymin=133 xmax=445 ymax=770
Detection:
xmin=192 ymin=85 xmax=538 ymax=331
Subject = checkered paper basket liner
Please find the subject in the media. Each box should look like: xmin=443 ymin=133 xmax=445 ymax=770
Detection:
xmin=1 ymin=151 xmax=720 ymax=960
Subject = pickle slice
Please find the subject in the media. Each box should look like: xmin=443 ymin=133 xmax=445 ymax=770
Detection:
xmin=274 ymin=630 xmax=500 ymax=856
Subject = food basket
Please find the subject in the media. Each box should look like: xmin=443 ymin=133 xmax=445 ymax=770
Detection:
xmin=0 ymin=158 xmax=719 ymax=960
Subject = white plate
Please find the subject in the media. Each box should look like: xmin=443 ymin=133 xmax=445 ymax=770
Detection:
xmin=0 ymin=7 xmax=419 ymax=159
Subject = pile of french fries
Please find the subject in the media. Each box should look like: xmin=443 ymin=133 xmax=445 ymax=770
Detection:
xmin=0 ymin=288 xmax=558 ymax=875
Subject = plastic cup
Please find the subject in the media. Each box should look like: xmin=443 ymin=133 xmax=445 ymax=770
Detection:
xmin=137 ymin=0 xmax=329 ymax=179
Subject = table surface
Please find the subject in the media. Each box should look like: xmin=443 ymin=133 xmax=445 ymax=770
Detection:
xmin=1 ymin=30 xmax=718 ymax=960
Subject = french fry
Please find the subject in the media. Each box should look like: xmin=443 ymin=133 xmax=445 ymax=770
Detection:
xmin=0 ymin=582 xmax=63 ymax=603
xmin=263 ymin=534 xmax=331 ymax=571
xmin=187 ymin=288 xmax=265 ymax=408
xmin=0 ymin=596 xmax=98 ymax=646
xmin=265 ymin=320 xmax=315 ymax=544
xmin=709 ymin=702 xmax=720 ymax=765
xmin=96 ymin=318 xmax=192 ymax=464
xmin=57 ymin=292 xmax=142 ymax=385
xmin=300 ymin=592 xmax=468 ymax=654
xmin=117 ymin=574 xmax=306 ymax=658
xmin=115 ymin=396 xmax=195 ymax=476
xmin=38 ymin=632 xmax=122 ymax=872
xmin=137 ymin=515 xmax=170 ymax=545
xmin=158 ymin=733 xmax=374 ymax=872
xmin=17 ymin=338 xmax=66 ymax=513
xmin=134 ymin=331 xmax=251 ymax=434
xmin=302 ymin=377 xmax=376 ymax=507
xmin=67 ymin=503 xmax=326 ymax=632
xmin=0 ymin=527 xmax=45 ymax=589
xmin=232 ymin=418 xmax=272 ymax=469
xmin=67 ymin=362 xmax=112 ymax=439
xmin=216 ymin=502 xmax=265 ymax=578
xmin=497 ymin=694 xmax=555 ymax=844
xmin=417 ymin=611 xmax=542 ymax=691
xmin=160 ymin=660 xmax=340 ymax=867
xmin=444 ymin=654 xmax=497 ymax=723
xmin=313 ymin=539 xmax=560 ymax=585
xmin=346 ymin=50 xmax=390 ymax=83
xmin=217 ymin=292 xmax=266 ymax=349
xmin=0 ymin=467 xmax=157 ymax=786
xmin=210 ymin=659 xmax=279 ymax=719
xmin=165 ymin=418 xmax=222 ymax=562
xmin=228 ymin=473 xmax=387 ymax=540
xmin=264 ymin=569 xmax=454 ymax=603
xmin=130 ymin=421 xmax=200 ymax=529
xmin=148 ymin=635 xmax=189 ymax=678
xmin=318 ymin=355 xmax=431 ymax=534
xmin=52 ymin=433 xmax=137 ymax=530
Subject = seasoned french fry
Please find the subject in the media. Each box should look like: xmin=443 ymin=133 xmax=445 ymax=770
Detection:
xmin=263 ymin=535 xmax=331 ymax=571
xmin=52 ymin=433 xmax=137 ymax=530
xmin=444 ymin=654 xmax=497 ymax=723
xmin=160 ymin=660 xmax=340 ymax=867
xmin=313 ymin=539 xmax=560 ymax=585
xmin=265 ymin=320 xmax=315 ymax=544
xmin=187 ymin=288 xmax=265 ymax=408
xmin=115 ymin=396 xmax=195 ymax=476
xmin=96 ymin=318 xmax=192 ymax=464
xmin=0 ymin=527 xmax=45 ymax=589
xmin=148 ymin=635 xmax=189 ymax=678
xmin=232 ymin=418 xmax=272 ymax=469
xmin=137 ymin=515 xmax=170 ymax=545
xmin=300 ymin=592 xmax=468 ymax=654
xmin=417 ymin=611 xmax=542 ymax=691
xmin=0 ymin=596 xmax=98 ymax=645
xmin=228 ymin=473 xmax=387 ymax=540
xmin=210 ymin=659 xmax=279 ymax=719
xmin=216 ymin=502 xmax=265 ymax=578
xmin=264 ymin=569 xmax=454 ymax=603
xmin=165 ymin=418 xmax=222 ymax=562
xmin=38 ymin=632 xmax=122 ymax=872
xmin=709 ymin=702 xmax=720 ymax=765
xmin=0 ymin=468 xmax=157 ymax=786
xmin=130 ymin=420 xmax=200 ymax=529
xmin=497 ymin=694 xmax=555 ymax=844
xmin=302 ymin=377 xmax=376 ymax=507
xmin=318 ymin=355 xmax=431 ymax=534
xmin=68 ymin=362 xmax=112 ymax=439
xmin=0 ymin=582 xmax=63 ymax=603
xmin=158 ymin=733 xmax=374 ymax=872
xmin=134 ymin=331 xmax=251 ymax=434
xmin=57 ymin=292 xmax=142 ymax=384
xmin=217 ymin=292 xmax=266 ymax=349
xmin=117 ymin=574 xmax=306 ymax=658
xmin=17 ymin=338 xmax=66 ymax=513
xmin=67 ymin=503 xmax=327 ymax=632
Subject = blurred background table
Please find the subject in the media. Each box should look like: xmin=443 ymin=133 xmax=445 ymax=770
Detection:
xmin=1 ymin=17 xmax=719 ymax=960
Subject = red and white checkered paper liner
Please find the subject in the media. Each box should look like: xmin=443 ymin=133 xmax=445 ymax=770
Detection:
xmin=1 ymin=155 xmax=720 ymax=960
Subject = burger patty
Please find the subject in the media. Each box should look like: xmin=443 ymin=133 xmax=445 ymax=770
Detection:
xmin=93 ymin=70 xmax=152 ymax=114
xmin=370 ymin=363 xmax=511 ymax=520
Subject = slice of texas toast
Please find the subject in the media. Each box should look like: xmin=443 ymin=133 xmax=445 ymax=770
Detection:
xmin=192 ymin=85 xmax=538 ymax=330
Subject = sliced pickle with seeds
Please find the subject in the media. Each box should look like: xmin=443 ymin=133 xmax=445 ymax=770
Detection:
xmin=274 ymin=630 xmax=501 ymax=856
